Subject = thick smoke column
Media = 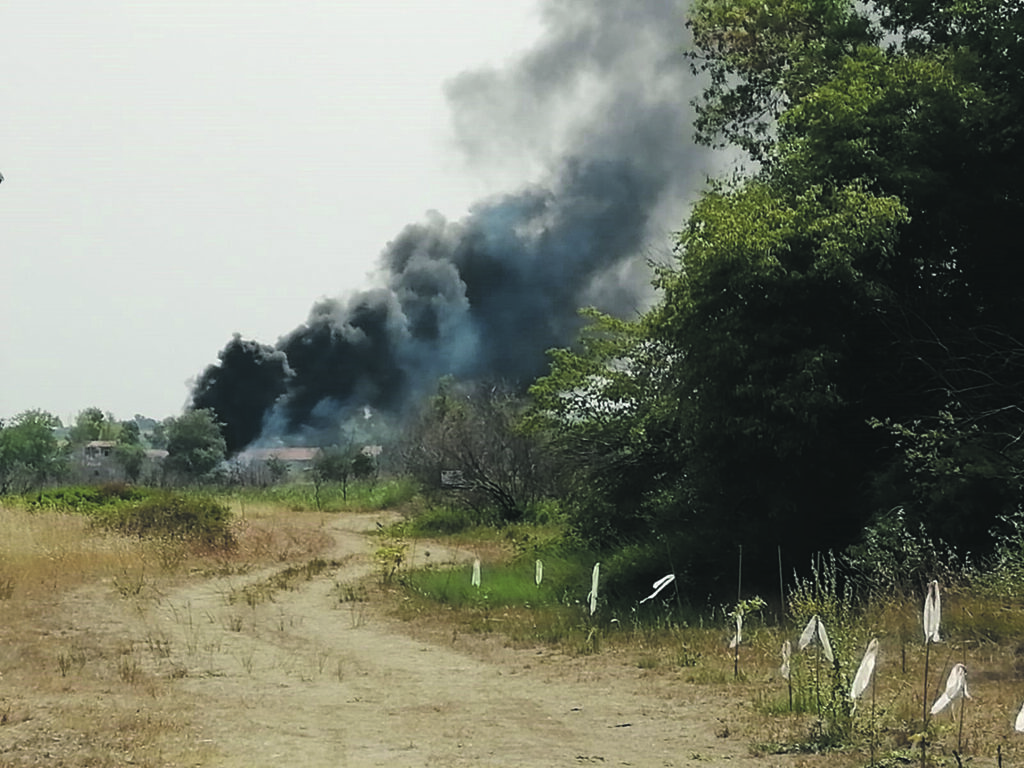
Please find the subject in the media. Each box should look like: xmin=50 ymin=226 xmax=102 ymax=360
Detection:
xmin=192 ymin=0 xmax=715 ymax=453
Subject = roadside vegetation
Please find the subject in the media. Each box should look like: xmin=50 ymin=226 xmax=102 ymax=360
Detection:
xmin=5 ymin=481 xmax=1024 ymax=765
xmin=3 ymin=0 xmax=1023 ymax=763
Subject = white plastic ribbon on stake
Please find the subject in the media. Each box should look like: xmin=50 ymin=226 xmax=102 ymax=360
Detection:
xmin=588 ymin=563 xmax=600 ymax=615
xmin=1015 ymin=701 xmax=1024 ymax=732
xmin=798 ymin=615 xmax=817 ymax=651
xmin=471 ymin=558 xmax=481 ymax=588
xmin=535 ymin=559 xmax=543 ymax=587
xmin=798 ymin=614 xmax=835 ymax=664
xmin=924 ymin=580 xmax=942 ymax=643
xmin=639 ymin=574 xmax=675 ymax=604
xmin=931 ymin=663 xmax=970 ymax=716
xmin=728 ymin=612 xmax=743 ymax=649
xmin=780 ymin=640 xmax=792 ymax=680
xmin=850 ymin=638 xmax=879 ymax=702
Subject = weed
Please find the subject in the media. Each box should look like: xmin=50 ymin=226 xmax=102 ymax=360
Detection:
xmin=374 ymin=535 xmax=408 ymax=585
xmin=314 ymin=646 xmax=330 ymax=675
xmin=118 ymin=651 xmax=142 ymax=684
xmin=236 ymin=650 xmax=255 ymax=675
xmin=145 ymin=633 xmax=172 ymax=659
xmin=337 ymin=582 xmax=368 ymax=603
xmin=348 ymin=601 xmax=367 ymax=628
xmin=676 ymin=645 xmax=701 ymax=668
xmin=113 ymin=567 xmax=148 ymax=598
xmin=152 ymin=535 xmax=188 ymax=572
xmin=233 ymin=478 xmax=418 ymax=514
xmin=57 ymin=648 xmax=88 ymax=678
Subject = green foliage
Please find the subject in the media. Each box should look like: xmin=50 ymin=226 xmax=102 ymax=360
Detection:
xmin=0 ymin=410 xmax=67 ymax=494
xmin=113 ymin=443 xmax=146 ymax=483
xmin=787 ymin=552 xmax=855 ymax=633
xmin=238 ymin=477 xmax=418 ymax=513
xmin=28 ymin=483 xmax=146 ymax=511
xmin=687 ymin=0 xmax=876 ymax=160
xmin=783 ymin=556 xmax=860 ymax=745
xmin=529 ymin=312 xmax=691 ymax=550
xmin=403 ymin=552 xmax=594 ymax=610
xmin=651 ymin=180 xmax=909 ymax=578
xmin=530 ymin=0 xmax=1024 ymax=596
xmin=164 ymin=409 xmax=227 ymax=481
xmin=99 ymin=492 xmax=233 ymax=545
xmin=264 ymin=455 xmax=289 ymax=484
xmin=975 ymin=510 xmax=1024 ymax=601
xmin=68 ymin=407 xmax=122 ymax=444
xmin=845 ymin=506 xmax=965 ymax=596
xmin=869 ymin=411 xmax=1022 ymax=558
xmin=311 ymin=446 xmax=380 ymax=507
xmin=25 ymin=484 xmax=233 ymax=545
xmin=373 ymin=532 xmax=407 ymax=586
xmin=312 ymin=448 xmax=353 ymax=484
xmin=406 ymin=504 xmax=484 ymax=536
xmin=403 ymin=379 xmax=557 ymax=522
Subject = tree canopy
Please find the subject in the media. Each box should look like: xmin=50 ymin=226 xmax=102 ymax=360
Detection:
xmin=0 ymin=410 xmax=66 ymax=494
xmin=533 ymin=0 xmax=1024 ymax=593
xmin=164 ymin=409 xmax=227 ymax=481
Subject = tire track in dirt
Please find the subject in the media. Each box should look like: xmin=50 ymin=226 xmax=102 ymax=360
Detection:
xmin=62 ymin=513 xmax=774 ymax=767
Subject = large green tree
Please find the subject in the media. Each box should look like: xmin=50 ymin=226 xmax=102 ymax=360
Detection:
xmin=0 ymin=410 xmax=67 ymax=494
xmin=68 ymin=407 xmax=120 ymax=444
xmin=536 ymin=0 xmax=1024 ymax=591
xmin=164 ymin=409 xmax=227 ymax=482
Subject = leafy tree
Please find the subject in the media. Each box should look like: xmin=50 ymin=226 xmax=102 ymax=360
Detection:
xmin=687 ymin=0 xmax=876 ymax=161
xmin=310 ymin=444 xmax=375 ymax=507
xmin=0 ymin=410 xmax=67 ymax=494
xmin=113 ymin=443 xmax=146 ymax=483
xmin=164 ymin=409 xmax=227 ymax=482
xmin=650 ymin=181 xmax=909 ymax=580
xmin=119 ymin=420 xmax=142 ymax=447
xmin=536 ymin=0 xmax=1024 ymax=592
xmin=149 ymin=420 xmax=170 ymax=450
xmin=68 ymin=407 xmax=121 ymax=444
xmin=265 ymin=455 xmax=290 ymax=485
xmin=404 ymin=379 xmax=556 ymax=523
xmin=528 ymin=311 xmax=684 ymax=544
xmin=690 ymin=0 xmax=1024 ymax=567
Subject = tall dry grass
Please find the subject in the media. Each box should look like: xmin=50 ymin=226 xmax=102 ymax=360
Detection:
xmin=0 ymin=499 xmax=333 ymax=767
xmin=0 ymin=503 xmax=146 ymax=601
xmin=0 ymin=502 xmax=206 ymax=766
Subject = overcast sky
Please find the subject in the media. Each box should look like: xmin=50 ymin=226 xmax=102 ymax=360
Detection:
xmin=0 ymin=1 xmax=546 ymax=424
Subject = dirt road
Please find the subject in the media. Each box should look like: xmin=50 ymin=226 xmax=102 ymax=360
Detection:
xmin=18 ymin=513 xmax=778 ymax=767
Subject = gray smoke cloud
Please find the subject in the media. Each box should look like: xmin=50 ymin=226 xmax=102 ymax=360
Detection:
xmin=192 ymin=0 xmax=717 ymax=453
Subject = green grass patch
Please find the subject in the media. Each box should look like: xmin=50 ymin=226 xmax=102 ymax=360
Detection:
xmin=405 ymin=504 xmax=485 ymax=536
xmin=404 ymin=556 xmax=584 ymax=609
xmin=236 ymin=477 xmax=419 ymax=513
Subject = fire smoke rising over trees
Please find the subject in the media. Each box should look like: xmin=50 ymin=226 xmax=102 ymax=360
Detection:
xmin=191 ymin=0 xmax=717 ymax=454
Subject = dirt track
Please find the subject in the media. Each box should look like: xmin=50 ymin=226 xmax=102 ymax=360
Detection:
xmin=10 ymin=513 xmax=785 ymax=767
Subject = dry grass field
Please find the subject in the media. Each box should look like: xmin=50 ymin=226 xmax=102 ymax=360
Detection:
xmin=3 ymin=499 xmax=1024 ymax=767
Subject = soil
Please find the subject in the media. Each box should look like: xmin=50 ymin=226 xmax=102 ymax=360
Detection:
xmin=2 ymin=512 xmax=820 ymax=767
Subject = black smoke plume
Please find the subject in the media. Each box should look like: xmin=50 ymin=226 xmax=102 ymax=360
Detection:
xmin=192 ymin=0 xmax=716 ymax=454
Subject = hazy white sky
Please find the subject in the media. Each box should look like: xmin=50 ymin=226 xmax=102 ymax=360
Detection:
xmin=0 ymin=1 xmax=544 ymax=424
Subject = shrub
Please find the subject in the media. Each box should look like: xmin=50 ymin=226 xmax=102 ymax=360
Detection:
xmin=25 ymin=486 xmax=233 ymax=546
xmin=100 ymin=492 xmax=233 ymax=545
xmin=407 ymin=504 xmax=483 ymax=536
